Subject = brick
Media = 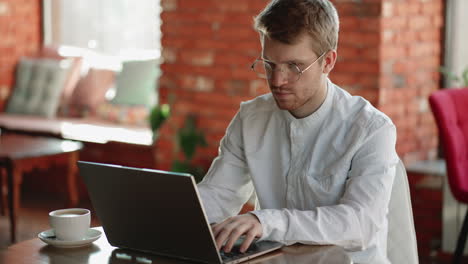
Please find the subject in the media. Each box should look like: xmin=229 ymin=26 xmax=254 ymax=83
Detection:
xmin=380 ymin=45 xmax=407 ymax=60
xmin=161 ymin=0 xmax=178 ymax=11
xmin=417 ymin=29 xmax=440 ymax=42
xmin=395 ymin=2 xmax=420 ymax=17
xmin=432 ymin=15 xmax=444 ymax=28
xmin=180 ymin=50 xmax=214 ymax=66
xmin=336 ymin=3 xmax=380 ymax=17
xmin=382 ymin=2 xmax=393 ymax=17
xmin=215 ymin=25 xmax=257 ymax=41
xmin=421 ymin=2 xmax=442 ymax=15
xmin=330 ymin=72 xmax=357 ymax=85
xmin=177 ymin=0 xmax=249 ymax=12
xmin=198 ymin=118 xmax=231 ymax=133
xmin=393 ymin=30 xmax=418 ymax=44
xmin=358 ymin=17 xmax=380 ymax=32
xmin=381 ymin=30 xmax=394 ymax=43
xmin=381 ymin=17 xmax=407 ymax=30
xmin=216 ymin=79 xmax=249 ymax=96
xmin=162 ymin=47 xmax=177 ymax=64
xmin=0 ymin=84 xmax=10 ymax=100
xmin=180 ymin=75 xmax=215 ymax=92
xmin=338 ymin=46 xmax=360 ymax=60
xmin=248 ymin=1 xmax=270 ymax=12
xmin=214 ymin=52 xmax=256 ymax=67
xmin=161 ymin=23 xmax=213 ymax=38
xmin=249 ymin=79 xmax=269 ymax=96
xmin=214 ymin=1 xmax=249 ymax=12
xmin=0 ymin=1 xmax=10 ymax=16
xmin=340 ymin=31 xmax=380 ymax=47
xmin=408 ymin=16 xmax=432 ymax=31
xmin=339 ymin=17 xmax=360 ymax=31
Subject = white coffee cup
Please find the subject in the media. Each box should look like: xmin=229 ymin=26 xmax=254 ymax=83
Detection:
xmin=49 ymin=208 xmax=91 ymax=241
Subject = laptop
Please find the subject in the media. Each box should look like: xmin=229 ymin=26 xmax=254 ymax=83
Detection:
xmin=78 ymin=161 xmax=283 ymax=264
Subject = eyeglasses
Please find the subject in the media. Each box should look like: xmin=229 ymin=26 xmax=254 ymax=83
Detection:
xmin=250 ymin=52 xmax=327 ymax=83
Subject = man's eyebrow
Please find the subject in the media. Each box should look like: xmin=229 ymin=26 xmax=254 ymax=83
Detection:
xmin=261 ymin=55 xmax=305 ymax=64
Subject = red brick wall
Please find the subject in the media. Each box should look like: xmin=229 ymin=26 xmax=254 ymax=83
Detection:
xmin=332 ymin=1 xmax=381 ymax=106
xmin=0 ymin=0 xmax=42 ymax=111
xmin=378 ymin=0 xmax=443 ymax=164
xmin=156 ymin=0 xmax=271 ymax=170
xmin=156 ymin=0 xmax=443 ymax=169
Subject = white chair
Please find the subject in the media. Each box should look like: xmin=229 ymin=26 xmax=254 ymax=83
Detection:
xmin=387 ymin=159 xmax=419 ymax=263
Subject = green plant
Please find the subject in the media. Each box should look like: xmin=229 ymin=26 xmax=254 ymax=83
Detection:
xmin=440 ymin=66 xmax=468 ymax=87
xmin=149 ymin=104 xmax=170 ymax=140
xmin=171 ymin=114 xmax=208 ymax=183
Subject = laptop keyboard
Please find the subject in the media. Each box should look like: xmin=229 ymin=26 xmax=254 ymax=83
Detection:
xmin=219 ymin=245 xmax=258 ymax=262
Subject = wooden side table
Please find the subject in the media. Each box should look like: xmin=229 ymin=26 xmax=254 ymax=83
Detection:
xmin=0 ymin=133 xmax=83 ymax=243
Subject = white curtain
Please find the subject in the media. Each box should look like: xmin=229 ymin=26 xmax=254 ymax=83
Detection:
xmin=43 ymin=0 xmax=161 ymax=58
xmin=444 ymin=0 xmax=468 ymax=88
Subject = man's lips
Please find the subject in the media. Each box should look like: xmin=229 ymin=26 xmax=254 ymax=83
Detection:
xmin=272 ymin=91 xmax=292 ymax=99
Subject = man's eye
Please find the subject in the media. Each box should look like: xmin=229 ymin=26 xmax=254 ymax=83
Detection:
xmin=265 ymin=62 xmax=275 ymax=69
xmin=288 ymin=63 xmax=300 ymax=72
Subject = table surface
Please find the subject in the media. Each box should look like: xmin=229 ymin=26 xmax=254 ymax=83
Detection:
xmin=0 ymin=133 xmax=83 ymax=160
xmin=0 ymin=227 xmax=353 ymax=264
xmin=0 ymin=113 xmax=152 ymax=146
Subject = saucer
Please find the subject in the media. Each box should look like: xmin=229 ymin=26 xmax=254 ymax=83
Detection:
xmin=38 ymin=228 xmax=102 ymax=248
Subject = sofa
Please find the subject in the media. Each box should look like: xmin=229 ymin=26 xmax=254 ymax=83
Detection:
xmin=0 ymin=45 xmax=159 ymax=168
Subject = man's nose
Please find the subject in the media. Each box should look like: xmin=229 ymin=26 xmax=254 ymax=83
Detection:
xmin=269 ymin=69 xmax=288 ymax=87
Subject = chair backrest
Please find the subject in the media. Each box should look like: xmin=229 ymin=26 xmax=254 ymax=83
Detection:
xmin=429 ymin=88 xmax=468 ymax=203
xmin=387 ymin=159 xmax=419 ymax=264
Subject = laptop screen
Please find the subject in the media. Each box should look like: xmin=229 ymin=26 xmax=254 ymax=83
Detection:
xmin=78 ymin=161 xmax=222 ymax=263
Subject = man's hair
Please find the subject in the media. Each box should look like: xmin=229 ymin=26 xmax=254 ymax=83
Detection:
xmin=254 ymin=0 xmax=339 ymax=56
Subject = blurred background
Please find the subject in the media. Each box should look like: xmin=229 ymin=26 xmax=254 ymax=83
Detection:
xmin=0 ymin=0 xmax=467 ymax=263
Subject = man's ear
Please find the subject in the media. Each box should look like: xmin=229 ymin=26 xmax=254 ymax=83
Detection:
xmin=322 ymin=50 xmax=337 ymax=74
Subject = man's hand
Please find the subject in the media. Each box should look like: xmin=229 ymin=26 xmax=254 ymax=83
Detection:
xmin=211 ymin=213 xmax=263 ymax=253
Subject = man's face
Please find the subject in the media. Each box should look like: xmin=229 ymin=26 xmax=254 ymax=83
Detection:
xmin=261 ymin=33 xmax=332 ymax=118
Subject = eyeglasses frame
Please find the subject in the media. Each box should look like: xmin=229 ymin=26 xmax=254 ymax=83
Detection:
xmin=251 ymin=51 xmax=328 ymax=83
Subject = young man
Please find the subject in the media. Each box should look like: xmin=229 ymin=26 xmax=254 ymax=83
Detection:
xmin=197 ymin=0 xmax=398 ymax=263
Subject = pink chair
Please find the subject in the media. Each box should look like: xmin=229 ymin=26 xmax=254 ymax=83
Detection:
xmin=429 ymin=87 xmax=468 ymax=264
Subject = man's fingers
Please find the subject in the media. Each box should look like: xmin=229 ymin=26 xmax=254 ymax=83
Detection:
xmin=212 ymin=221 xmax=227 ymax=238
xmin=240 ymin=231 xmax=257 ymax=253
xmin=210 ymin=214 xmax=263 ymax=252
xmin=215 ymin=228 xmax=232 ymax=250
xmin=223 ymin=225 xmax=249 ymax=252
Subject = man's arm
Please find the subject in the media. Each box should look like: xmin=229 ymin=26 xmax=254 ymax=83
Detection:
xmin=197 ymin=111 xmax=255 ymax=224
xmin=251 ymin=123 xmax=398 ymax=251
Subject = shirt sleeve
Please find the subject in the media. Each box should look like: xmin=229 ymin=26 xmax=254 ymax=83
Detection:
xmin=197 ymin=111 xmax=255 ymax=224
xmin=251 ymin=122 xmax=399 ymax=251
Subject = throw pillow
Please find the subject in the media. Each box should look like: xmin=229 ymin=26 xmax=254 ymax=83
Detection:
xmin=6 ymin=58 xmax=71 ymax=118
xmin=110 ymin=59 xmax=159 ymax=107
xmin=67 ymin=68 xmax=116 ymax=117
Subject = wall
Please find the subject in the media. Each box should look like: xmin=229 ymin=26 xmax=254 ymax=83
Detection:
xmin=0 ymin=0 xmax=42 ymax=111
xmin=156 ymin=0 xmax=443 ymax=169
xmin=378 ymin=0 xmax=443 ymax=164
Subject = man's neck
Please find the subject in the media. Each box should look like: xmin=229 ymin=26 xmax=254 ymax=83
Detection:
xmin=290 ymin=80 xmax=328 ymax=119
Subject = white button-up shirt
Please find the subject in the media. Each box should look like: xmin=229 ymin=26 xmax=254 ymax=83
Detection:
xmin=198 ymin=80 xmax=399 ymax=264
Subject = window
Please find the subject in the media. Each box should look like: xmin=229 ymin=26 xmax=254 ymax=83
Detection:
xmin=443 ymin=0 xmax=468 ymax=88
xmin=42 ymin=0 xmax=162 ymax=107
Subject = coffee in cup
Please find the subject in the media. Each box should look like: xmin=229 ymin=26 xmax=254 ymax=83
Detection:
xmin=49 ymin=208 xmax=91 ymax=241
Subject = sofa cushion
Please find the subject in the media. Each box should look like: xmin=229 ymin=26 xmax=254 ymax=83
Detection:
xmin=111 ymin=59 xmax=159 ymax=107
xmin=6 ymin=58 xmax=71 ymax=118
xmin=36 ymin=45 xmax=83 ymax=114
xmin=67 ymin=68 xmax=116 ymax=117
